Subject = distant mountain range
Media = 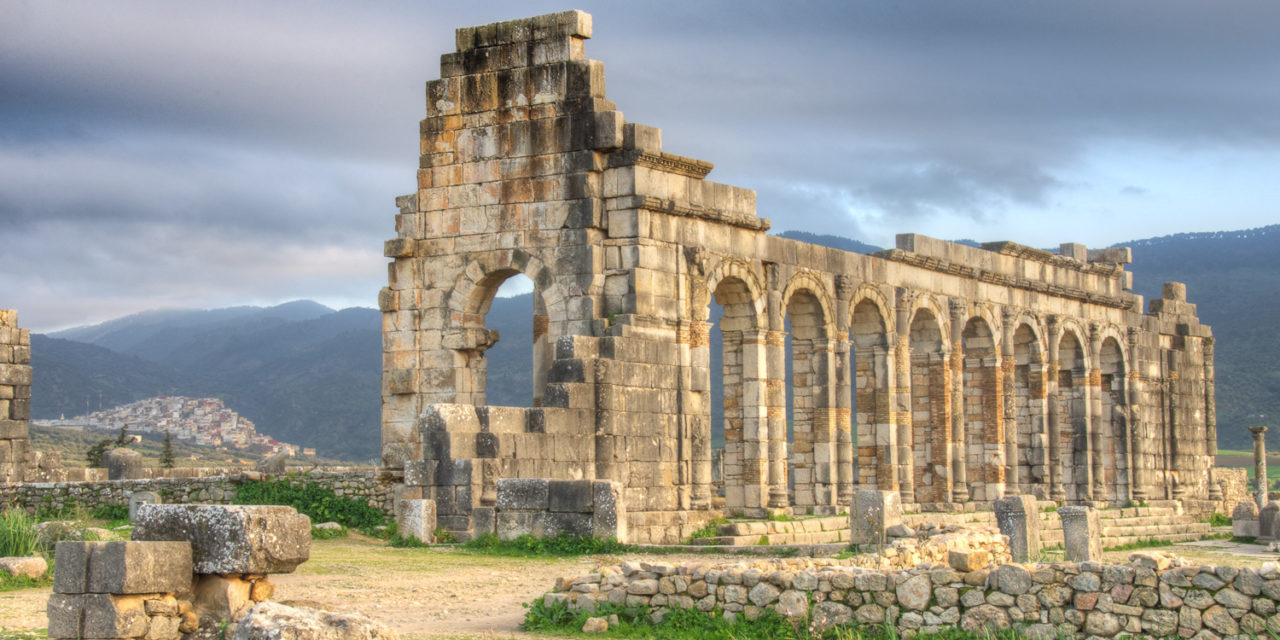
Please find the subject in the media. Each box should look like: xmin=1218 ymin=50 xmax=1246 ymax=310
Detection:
xmin=29 ymin=225 xmax=1280 ymax=459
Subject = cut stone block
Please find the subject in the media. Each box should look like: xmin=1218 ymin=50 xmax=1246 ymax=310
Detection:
xmin=1234 ymin=500 xmax=1260 ymax=538
xmin=56 ymin=540 xmax=193 ymax=595
xmin=1059 ymin=505 xmax=1102 ymax=562
xmin=47 ymin=593 xmax=150 ymax=640
xmin=549 ymin=479 xmax=594 ymax=513
xmin=132 ymin=504 xmax=310 ymax=575
xmin=592 ymin=480 xmax=626 ymax=542
xmin=849 ymin=490 xmax=901 ymax=546
xmin=129 ymin=491 xmax=162 ymax=522
xmin=194 ymin=574 xmax=253 ymax=623
xmin=496 ymin=478 xmax=550 ymax=510
xmin=105 ymin=447 xmax=143 ymax=480
xmin=994 ymin=494 xmax=1040 ymax=562
xmin=472 ymin=506 xmax=496 ymax=537
xmin=397 ymin=498 xmax=437 ymax=543
xmin=1262 ymin=502 xmax=1280 ymax=543
xmin=0 ymin=556 xmax=47 ymax=579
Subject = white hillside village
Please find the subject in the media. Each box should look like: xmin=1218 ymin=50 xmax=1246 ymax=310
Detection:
xmin=35 ymin=396 xmax=308 ymax=455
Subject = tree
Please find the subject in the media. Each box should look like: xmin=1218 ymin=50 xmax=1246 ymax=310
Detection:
xmin=161 ymin=430 xmax=175 ymax=469
xmin=115 ymin=424 xmax=130 ymax=446
xmin=86 ymin=438 xmax=113 ymax=467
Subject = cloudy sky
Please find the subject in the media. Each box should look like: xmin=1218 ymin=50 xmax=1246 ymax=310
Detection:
xmin=3 ymin=1 xmax=1278 ymax=332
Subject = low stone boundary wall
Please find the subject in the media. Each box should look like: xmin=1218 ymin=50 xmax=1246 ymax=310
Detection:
xmin=0 ymin=468 xmax=396 ymax=515
xmin=546 ymin=550 xmax=1279 ymax=638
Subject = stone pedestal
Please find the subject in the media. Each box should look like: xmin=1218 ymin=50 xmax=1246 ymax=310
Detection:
xmin=1234 ymin=501 xmax=1260 ymax=538
xmin=1261 ymin=503 xmax=1280 ymax=544
xmin=850 ymin=490 xmax=901 ymax=546
xmin=104 ymin=448 xmax=142 ymax=481
xmin=994 ymin=494 xmax=1040 ymax=562
xmin=397 ymin=498 xmax=437 ymax=543
xmin=1058 ymin=505 xmax=1102 ymax=562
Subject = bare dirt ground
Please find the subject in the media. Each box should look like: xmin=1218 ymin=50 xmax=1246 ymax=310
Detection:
xmin=4 ymin=535 xmax=1279 ymax=639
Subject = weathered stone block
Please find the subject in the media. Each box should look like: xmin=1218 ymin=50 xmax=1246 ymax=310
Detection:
xmin=994 ymin=494 xmax=1040 ymax=562
xmin=129 ymin=491 xmax=162 ymax=522
xmin=849 ymin=490 xmax=900 ymax=546
xmin=496 ymin=511 xmax=536 ymax=540
xmin=472 ymin=506 xmax=496 ymax=537
xmin=497 ymin=478 xmax=550 ymax=510
xmin=194 ymin=574 xmax=252 ymax=623
xmin=133 ymin=504 xmax=310 ymax=575
xmin=105 ymin=447 xmax=144 ymax=480
xmin=1059 ymin=505 xmax=1102 ymax=562
xmin=47 ymin=593 xmax=150 ymax=640
xmin=592 ymin=480 xmax=626 ymax=542
xmin=397 ymin=498 xmax=436 ymax=543
xmin=549 ymin=479 xmax=594 ymax=513
xmin=1262 ymin=503 xmax=1280 ymax=543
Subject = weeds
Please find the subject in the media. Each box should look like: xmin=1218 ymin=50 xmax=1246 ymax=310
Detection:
xmin=433 ymin=527 xmax=459 ymax=544
xmin=0 ymin=507 xmax=40 ymax=557
xmin=1207 ymin=513 xmax=1231 ymax=527
xmin=688 ymin=517 xmax=729 ymax=540
xmin=233 ymin=479 xmax=387 ymax=530
xmin=311 ymin=525 xmax=348 ymax=540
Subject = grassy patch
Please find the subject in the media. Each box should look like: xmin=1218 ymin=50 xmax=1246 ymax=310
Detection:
xmin=233 ymin=478 xmax=388 ymax=530
xmin=1103 ymin=538 xmax=1174 ymax=552
xmin=1200 ymin=532 xmax=1233 ymax=541
xmin=767 ymin=512 xmax=799 ymax=522
xmin=311 ymin=525 xmax=348 ymax=540
xmin=1207 ymin=513 xmax=1232 ymax=527
xmin=1232 ymin=536 xmax=1258 ymax=544
xmin=1 ymin=570 xmax=53 ymax=593
xmin=461 ymin=533 xmax=638 ymax=557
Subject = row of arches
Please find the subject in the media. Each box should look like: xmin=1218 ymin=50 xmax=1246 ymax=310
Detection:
xmin=699 ymin=264 xmax=1138 ymax=513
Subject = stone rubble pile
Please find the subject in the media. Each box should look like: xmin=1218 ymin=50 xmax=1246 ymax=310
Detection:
xmin=543 ymin=543 xmax=1280 ymax=639
xmin=46 ymin=503 xmax=397 ymax=640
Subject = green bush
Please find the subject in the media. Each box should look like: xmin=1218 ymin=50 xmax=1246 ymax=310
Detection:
xmin=310 ymin=525 xmax=348 ymax=540
xmin=233 ymin=480 xmax=387 ymax=530
xmin=90 ymin=503 xmax=130 ymax=523
xmin=0 ymin=507 xmax=40 ymax=557
xmin=462 ymin=533 xmax=636 ymax=557
xmin=1208 ymin=512 xmax=1231 ymax=527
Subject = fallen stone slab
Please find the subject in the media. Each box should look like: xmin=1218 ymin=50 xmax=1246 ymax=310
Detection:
xmin=133 ymin=504 xmax=310 ymax=574
xmin=229 ymin=601 xmax=399 ymax=640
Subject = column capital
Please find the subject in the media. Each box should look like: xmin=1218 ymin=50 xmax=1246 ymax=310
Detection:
xmin=1252 ymin=425 xmax=1269 ymax=437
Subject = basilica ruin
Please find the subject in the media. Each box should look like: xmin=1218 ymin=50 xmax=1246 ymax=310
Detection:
xmin=380 ymin=11 xmax=1219 ymax=544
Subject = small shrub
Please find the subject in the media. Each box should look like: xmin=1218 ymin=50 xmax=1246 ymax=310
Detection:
xmin=767 ymin=512 xmax=798 ymax=522
xmin=233 ymin=480 xmax=387 ymax=530
xmin=0 ymin=507 xmax=40 ymax=557
xmin=754 ymin=535 xmax=770 ymax=546
xmin=688 ymin=517 xmax=729 ymax=540
xmin=1208 ymin=513 xmax=1232 ymax=527
xmin=90 ymin=503 xmax=130 ymax=523
xmin=311 ymin=525 xmax=348 ymax=540
xmin=433 ymin=527 xmax=458 ymax=544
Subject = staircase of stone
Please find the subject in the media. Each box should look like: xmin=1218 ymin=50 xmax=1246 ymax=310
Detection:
xmin=689 ymin=501 xmax=1213 ymax=548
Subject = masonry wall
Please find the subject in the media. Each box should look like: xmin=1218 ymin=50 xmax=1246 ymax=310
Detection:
xmin=0 ymin=309 xmax=33 ymax=483
xmin=381 ymin=11 xmax=1219 ymax=544
xmin=0 ymin=469 xmax=395 ymax=515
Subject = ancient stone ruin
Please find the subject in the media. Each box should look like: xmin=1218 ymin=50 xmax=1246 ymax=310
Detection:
xmin=1 ymin=309 xmax=33 ymax=483
xmin=378 ymin=11 xmax=1218 ymax=544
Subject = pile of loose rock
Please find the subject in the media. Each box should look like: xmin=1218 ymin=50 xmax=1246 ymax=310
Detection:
xmin=46 ymin=504 xmax=397 ymax=640
xmin=544 ymin=540 xmax=1280 ymax=639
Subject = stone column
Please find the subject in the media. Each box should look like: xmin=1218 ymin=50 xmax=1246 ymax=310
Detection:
xmin=1253 ymin=426 xmax=1269 ymax=511
xmin=834 ymin=276 xmax=855 ymax=509
xmin=994 ymin=494 xmax=1040 ymax=562
xmin=765 ymin=266 xmax=788 ymax=511
xmin=738 ymin=328 xmax=770 ymax=514
xmin=949 ymin=298 xmax=969 ymax=504
xmin=1205 ymin=338 xmax=1222 ymax=501
xmin=1088 ymin=324 xmax=1104 ymax=502
xmin=850 ymin=489 xmax=902 ymax=547
xmin=1127 ymin=328 xmax=1149 ymax=500
xmin=690 ymin=319 xmax=713 ymax=510
xmin=894 ymin=289 xmax=915 ymax=504
xmin=1001 ymin=309 xmax=1019 ymax=496
xmin=1046 ymin=316 xmax=1066 ymax=502
xmin=1058 ymin=505 xmax=1102 ymax=562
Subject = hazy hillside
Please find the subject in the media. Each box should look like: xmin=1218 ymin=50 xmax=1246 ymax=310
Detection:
xmin=30 ymin=225 xmax=1280 ymax=459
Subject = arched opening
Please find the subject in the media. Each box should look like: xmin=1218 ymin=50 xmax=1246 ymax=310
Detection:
xmin=1058 ymin=331 xmax=1089 ymax=502
xmin=712 ymin=276 xmax=762 ymax=512
xmin=851 ymin=299 xmax=889 ymax=491
xmin=785 ymin=290 xmax=830 ymax=510
xmin=961 ymin=317 xmax=1001 ymax=502
xmin=473 ymin=272 xmax=549 ymax=407
xmin=1100 ymin=337 xmax=1129 ymax=502
xmin=1012 ymin=324 xmax=1045 ymax=490
xmin=909 ymin=309 xmax=947 ymax=504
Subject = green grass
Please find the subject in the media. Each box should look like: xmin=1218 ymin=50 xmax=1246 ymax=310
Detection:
xmin=311 ymin=525 xmax=349 ymax=540
xmin=1232 ymin=536 xmax=1258 ymax=544
xmin=460 ymin=533 xmax=638 ymax=557
xmin=1 ymin=507 xmax=41 ymax=557
xmin=1207 ymin=513 xmax=1232 ymax=527
xmin=233 ymin=478 xmax=388 ymax=530
xmin=1 ymin=570 xmax=52 ymax=593
xmin=688 ymin=517 xmax=729 ymax=541
xmin=1103 ymin=538 xmax=1174 ymax=552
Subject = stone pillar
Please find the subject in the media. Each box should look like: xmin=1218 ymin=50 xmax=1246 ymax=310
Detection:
xmin=949 ymin=299 xmax=969 ymax=503
xmin=1058 ymin=505 xmax=1102 ymax=562
xmin=850 ymin=489 xmax=902 ymax=547
xmin=1205 ymin=338 xmax=1222 ymax=501
xmin=397 ymin=498 xmax=438 ymax=543
xmin=1261 ymin=503 xmax=1280 ymax=544
xmin=994 ymin=494 xmax=1040 ymax=562
xmin=1127 ymin=328 xmax=1149 ymax=500
xmin=1088 ymin=324 xmax=1104 ymax=502
xmin=1001 ymin=309 xmax=1019 ymax=496
xmin=834 ymin=276 xmax=855 ymax=509
xmin=690 ymin=319 xmax=713 ymax=510
xmin=893 ymin=289 xmax=914 ymax=503
xmin=105 ymin=448 xmax=143 ymax=481
xmin=1046 ymin=316 xmax=1066 ymax=502
xmin=739 ymin=329 xmax=770 ymax=513
xmin=1253 ymin=426 xmax=1269 ymax=511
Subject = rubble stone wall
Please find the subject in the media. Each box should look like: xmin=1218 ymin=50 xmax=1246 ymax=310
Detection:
xmin=1 ymin=469 xmax=395 ymax=515
xmin=547 ymin=553 xmax=1280 ymax=639
xmin=382 ymin=11 xmax=1220 ymax=544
